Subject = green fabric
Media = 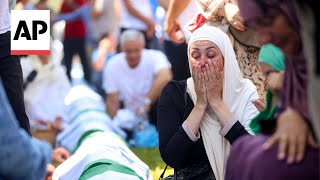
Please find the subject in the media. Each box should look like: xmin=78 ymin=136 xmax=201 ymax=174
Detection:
xmin=70 ymin=109 xmax=111 ymax=124
xmin=250 ymin=90 xmax=278 ymax=134
xmin=250 ymin=43 xmax=285 ymax=134
xmin=258 ymin=43 xmax=285 ymax=72
xmin=74 ymin=130 xmax=128 ymax=153
xmin=79 ymin=159 xmax=143 ymax=180
xmin=74 ymin=130 xmax=104 ymax=153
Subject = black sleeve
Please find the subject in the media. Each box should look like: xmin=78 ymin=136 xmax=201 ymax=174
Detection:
xmin=225 ymin=121 xmax=250 ymax=144
xmin=157 ymin=81 xmax=198 ymax=169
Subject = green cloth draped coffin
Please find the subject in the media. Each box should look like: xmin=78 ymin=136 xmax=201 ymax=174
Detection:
xmin=53 ymin=85 xmax=150 ymax=180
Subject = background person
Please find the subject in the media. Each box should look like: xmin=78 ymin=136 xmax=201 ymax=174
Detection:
xmin=103 ymin=30 xmax=172 ymax=133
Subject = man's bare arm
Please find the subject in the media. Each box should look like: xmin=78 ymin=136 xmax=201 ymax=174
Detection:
xmin=146 ymin=68 xmax=173 ymax=104
xmin=106 ymin=92 xmax=120 ymax=118
xmin=164 ymin=0 xmax=190 ymax=43
xmin=157 ymin=0 xmax=170 ymax=10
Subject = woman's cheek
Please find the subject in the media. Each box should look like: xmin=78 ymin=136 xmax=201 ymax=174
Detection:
xmin=212 ymin=58 xmax=224 ymax=71
xmin=219 ymin=61 xmax=224 ymax=71
xmin=189 ymin=58 xmax=196 ymax=65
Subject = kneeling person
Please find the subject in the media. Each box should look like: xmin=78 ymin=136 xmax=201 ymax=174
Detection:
xmin=103 ymin=30 xmax=172 ymax=133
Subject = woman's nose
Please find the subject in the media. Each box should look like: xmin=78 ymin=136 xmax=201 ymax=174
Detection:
xmin=198 ymin=56 xmax=207 ymax=66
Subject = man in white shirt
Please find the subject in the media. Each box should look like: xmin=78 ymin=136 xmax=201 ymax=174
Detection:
xmin=103 ymin=30 xmax=172 ymax=131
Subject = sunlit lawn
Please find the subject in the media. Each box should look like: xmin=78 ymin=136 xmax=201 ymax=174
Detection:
xmin=130 ymin=148 xmax=173 ymax=180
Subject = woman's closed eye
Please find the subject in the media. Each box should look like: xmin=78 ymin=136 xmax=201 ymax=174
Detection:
xmin=191 ymin=52 xmax=201 ymax=59
xmin=207 ymin=51 xmax=215 ymax=58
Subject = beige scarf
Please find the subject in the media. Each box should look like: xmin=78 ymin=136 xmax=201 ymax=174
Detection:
xmin=186 ymin=25 xmax=257 ymax=180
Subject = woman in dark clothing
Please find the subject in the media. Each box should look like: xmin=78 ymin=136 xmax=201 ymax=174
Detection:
xmin=157 ymin=26 xmax=260 ymax=180
xmin=223 ymin=1 xmax=319 ymax=180
xmin=237 ymin=0 xmax=318 ymax=164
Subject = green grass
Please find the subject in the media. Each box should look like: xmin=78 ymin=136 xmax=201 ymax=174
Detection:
xmin=130 ymin=148 xmax=173 ymax=179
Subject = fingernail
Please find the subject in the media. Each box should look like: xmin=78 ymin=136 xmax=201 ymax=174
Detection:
xmin=262 ymin=143 xmax=269 ymax=149
xmin=296 ymin=155 xmax=303 ymax=162
xmin=278 ymin=153 xmax=285 ymax=160
xmin=287 ymin=156 xmax=294 ymax=164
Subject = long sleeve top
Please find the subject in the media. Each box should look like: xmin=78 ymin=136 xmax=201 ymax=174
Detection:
xmin=54 ymin=4 xmax=93 ymax=44
xmin=0 ymin=79 xmax=52 ymax=180
xmin=157 ymin=80 xmax=249 ymax=171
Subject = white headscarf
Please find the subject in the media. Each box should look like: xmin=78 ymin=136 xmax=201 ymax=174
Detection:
xmin=186 ymin=25 xmax=258 ymax=180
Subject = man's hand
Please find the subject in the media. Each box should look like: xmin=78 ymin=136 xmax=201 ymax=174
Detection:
xmin=52 ymin=117 xmax=64 ymax=131
xmin=135 ymin=104 xmax=151 ymax=118
xmin=44 ymin=164 xmax=55 ymax=180
xmin=53 ymin=147 xmax=70 ymax=163
xmin=164 ymin=18 xmax=185 ymax=43
xmin=146 ymin=19 xmax=156 ymax=39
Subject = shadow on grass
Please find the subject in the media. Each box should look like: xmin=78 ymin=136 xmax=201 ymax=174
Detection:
xmin=131 ymin=148 xmax=174 ymax=179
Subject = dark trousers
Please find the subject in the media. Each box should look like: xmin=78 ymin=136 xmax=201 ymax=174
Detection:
xmin=164 ymin=40 xmax=191 ymax=81
xmin=0 ymin=32 xmax=30 ymax=133
xmin=63 ymin=38 xmax=91 ymax=83
xmin=149 ymin=100 xmax=158 ymax=128
xmin=92 ymin=71 xmax=105 ymax=99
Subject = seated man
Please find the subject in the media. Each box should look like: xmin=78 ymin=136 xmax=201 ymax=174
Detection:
xmin=21 ymin=54 xmax=71 ymax=146
xmin=103 ymin=29 xmax=172 ymax=133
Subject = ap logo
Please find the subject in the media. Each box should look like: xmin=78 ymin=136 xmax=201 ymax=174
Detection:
xmin=11 ymin=10 xmax=50 ymax=55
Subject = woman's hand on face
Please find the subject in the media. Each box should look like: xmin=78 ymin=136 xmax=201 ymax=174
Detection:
xmin=192 ymin=62 xmax=207 ymax=109
xmin=204 ymin=60 xmax=223 ymax=108
xmin=224 ymin=3 xmax=246 ymax=31
xmin=263 ymin=107 xmax=319 ymax=164
xmin=252 ymin=98 xmax=266 ymax=111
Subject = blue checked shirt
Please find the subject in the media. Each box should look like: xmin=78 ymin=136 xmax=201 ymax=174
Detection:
xmin=0 ymin=79 xmax=52 ymax=180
